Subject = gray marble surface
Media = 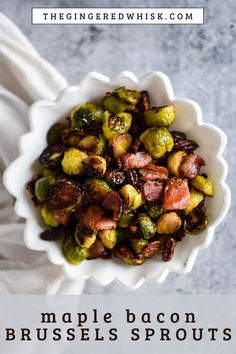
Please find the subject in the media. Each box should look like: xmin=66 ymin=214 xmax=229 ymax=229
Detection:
xmin=0 ymin=0 xmax=235 ymax=294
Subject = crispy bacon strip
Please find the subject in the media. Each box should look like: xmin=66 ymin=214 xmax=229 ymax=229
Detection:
xmin=179 ymin=154 xmax=205 ymax=179
xmin=139 ymin=164 xmax=169 ymax=181
xmin=102 ymin=191 xmax=123 ymax=221
xmin=163 ymin=177 xmax=190 ymax=210
xmin=119 ymin=152 xmax=152 ymax=171
xmin=140 ymin=181 xmax=165 ymax=201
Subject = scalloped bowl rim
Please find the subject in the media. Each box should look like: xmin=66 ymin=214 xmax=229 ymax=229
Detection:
xmin=3 ymin=71 xmax=231 ymax=289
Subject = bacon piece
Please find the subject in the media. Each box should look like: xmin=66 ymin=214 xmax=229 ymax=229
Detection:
xmin=53 ymin=211 xmax=71 ymax=225
xmin=102 ymin=191 xmax=123 ymax=221
xmin=140 ymin=181 xmax=165 ymax=201
xmin=139 ymin=240 xmax=162 ymax=259
xmin=119 ymin=152 xmax=152 ymax=170
xmin=96 ymin=217 xmax=117 ymax=230
xmin=88 ymin=240 xmax=106 ymax=259
xmin=139 ymin=164 xmax=169 ymax=181
xmin=163 ymin=177 xmax=190 ymax=210
xmin=179 ymin=154 xmax=205 ymax=179
xmin=82 ymin=205 xmax=116 ymax=230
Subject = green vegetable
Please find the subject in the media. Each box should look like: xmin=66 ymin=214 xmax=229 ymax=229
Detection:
xmin=75 ymin=224 xmax=97 ymax=249
xmin=138 ymin=213 xmax=156 ymax=239
xmin=39 ymin=144 xmax=66 ymax=167
xmin=119 ymin=184 xmax=142 ymax=210
xmin=130 ymin=237 xmax=148 ymax=254
xmin=102 ymin=95 xmax=128 ymax=115
xmin=118 ymin=211 xmax=136 ymax=227
xmin=191 ymin=175 xmax=214 ymax=197
xmin=71 ymin=103 xmax=104 ymax=129
xmin=98 ymin=229 xmax=117 ymax=249
xmin=114 ymin=87 xmax=141 ymax=105
xmin=144 ymin=105 xmax=175 ymax=127
xmin=62 ymin=236 xmax=89 ymax=264
xmin=61 ymin=129 xmax=82 ymax=146
xmin=140 ymin=127 xmax=174 ymax=159
xmin=185 ymin=189 xmax=204 ymax=214
xmin=144 ymin=202 xmax=165 ymax=220
xmin=35 ymin=175 xmax=55 ymax=202
xmin=61 ymin=148 xmax=88 ymax=175
xmin=78 ymin=134 xmax=106 ymax=156
xmin=47 ymin=123 xmax=66 ymax=145
xmin=184 ymin=208 xmax=208 ymax=235
xmin=41 ymin=206 xmax=59 ymax=227
xmin=156 ymin=212 xmax=182 ymax=234
xmin=83 ymin=155 xmax=107 ymax=178
xmin=85 ymin=178 xmax=112 ymax=204
xmin=109 ymin=133 xmax=132 ymax=159
xmin=167 ymin=151 xmax=187 ymax=176
xmin=46 ymin=180 xmax=82 ymax=212
xmin=102 ymin=111 xmax=132 ymax=140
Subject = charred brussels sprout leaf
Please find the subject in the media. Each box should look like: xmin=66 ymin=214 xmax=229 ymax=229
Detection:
xmin=130 ymin=237 xmax=148 ymax=254
xmin=61 ymin=148 xmax=88 ymax=175
xmin=41 ymin=206 xmax=59 ymax=227
xmin=83 ymin=155 xmax=107 ymax=178
xmin=35 ymin=175 xmax=56 ymax=202
xmin=98 ymin=229 xmax=117 ymax=249
xmin=39 ymin=144 xmax=67 ymax=167
xmin=167 ymin=151 xmax=187 ymax=176
xmin=61 ymin=129 xmax=82 ymax=146
xmin=102 ymin=95 xmax=128 ymax=115
xmin=118 ymin=211 xmax=136 ymax=228
xmin=138 ymin=213 xmax=157 ymax=239
xmin=75 ymin=224 xmax=97 ymax=249
xmin=71 ymin=103 xmax=104 ymax=129
xmin=144 ymin=202 xmax=165 ymax=220
xmin=156 ymin=212 xmax=182 ymax=234
xmin=185 ymin=189 xmax=204 ymax=214
xmin=102 ymin=111 xmax=132 ymax=140
xmin=140 ymin=127 xmax=174 ymax=159
xmin=191 ymin=175 xmax=214 ymax=197
xmin=119 ymin=184 xmax=142 ymax=210
xmin=114 ymin=87 xmax=141 ymax=105
xmin=78 ymin=134 xmax=106 ymax=156
xmin=144 ymin=105 xmax=175 ymax=127
xmin=62 ymin=236 xmax=89 ymax=265
xmin=85 ymin=178 xmax=112 ymax=204
xmin=184 ymin=208 xmax=208 ymax=234
xmin=46 ymin=180 xmax=82 ymax=211
xmin=47 ymin=123 xmax=66 ymax=145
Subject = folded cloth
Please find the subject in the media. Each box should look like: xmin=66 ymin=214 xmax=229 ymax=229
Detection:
xmin=0 ymin=12 xmax=85 ymax=294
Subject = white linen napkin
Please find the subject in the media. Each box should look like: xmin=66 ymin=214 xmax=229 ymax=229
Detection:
xmin=0 ymin=12 xmax=86 ymax=294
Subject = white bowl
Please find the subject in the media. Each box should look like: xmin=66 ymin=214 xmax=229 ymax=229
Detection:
xmin=3 ymin=71 xmax=231 ymax=289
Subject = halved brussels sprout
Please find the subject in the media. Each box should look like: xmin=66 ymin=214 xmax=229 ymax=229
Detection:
xmin=85 ymin=178 xmax=112 ymax=204
xmin=78 ymin=134 xmax=106 ymax=156
xmin=140 ymin=127 xmax=174 ymax=159
xmin=102 ymin=111 xmax=132 ymax=140
xmin=144 ymin=105 xmax=175 ymax=127
xmin=75 ymin=223 xmax=97 ymax=249
xmin=71 ymin=103 xmax=104 ymax=129
xmin=138 ymin=213 xmax=157 ymax=239
xmin=101 ymin=95 xmax=128 ymax=115
xmin=46 ymin=180 xmax=82 ymax=211
xmin=83 ymin=155 xmax=107 ymax=178
xmin=167 ymin=151 xmax=187 ymax=176
xmin=41 ymin=205 xmax=59 ymax=227
xmin=98 ymin=229 xmax=117 ymax=249
xmin=185 ymin=189 xmax=204 ymax=214
xmin=130 ymin=237 xmax=148 ymax=254
xmin=184 ymin=208 xmax=208 ymax=234
xmin=61 ymin=148 xmax=88 ymax=175
xmin=119 ymin=184 xmax=143 ymax=210
xmin=191 ymin=175 xmax=214 ymax=197
xmin=156 ymin=212 xmax=182 ymax=234
xmin=35 ymin=175 xmax=56 ymax=202
xmin=62 ymin=236 xmax=89 ymax=265
xmin=61 ymin=128 xmax=82 ymax=146
xmin=109 ymin=133 xmax=132 ymax=159
xmin=144 ymin=202 xmax=165 ymax=220
xmin=47 ymin=123 xmax=66 ymax=145
xmin=114 ymin=87 xmax=141 ymax=105
xmin=39 ymin=144 xmax=67 ymax=167
xmin=105 ymin=169 xmax=126 ymax=188
xmin=118 ymin=211 xmax=136 ymax=227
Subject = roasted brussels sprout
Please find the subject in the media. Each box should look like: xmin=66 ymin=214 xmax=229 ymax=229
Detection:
xmin=83 ymin=156 xmax=106 ymax=178
xmin=102 ymin=111 xmax=132 ymax=140
xmin=140 ymin=127 xmax=174 ymax=159
xmin=35 ymin=175 xmax=55 ymax=202
xmin=144 ymin=105 xmax=175 ymax=127
xmin=61 ymin=128 xmax=82 ymax=146
xmin=75 ymin=223 xmax=97 ymax=249
xmin=71 ymin=103 xmax=104 ymax=129
xmin=144 ymin=202 xmax=165 ymax=220
xmin=78 ymin=134 xmax=106 ymax=156
xmin=138 ymin=213 xmax=157 ymax=239
xmin=46 ymin=180 xmax=82 ymax=211
xmin=41 ymin=205 xmax=59 ymax=227
xmin=184 ymin=208 xmax=208 ymax=234
xmin=62 ymin=236 xmax=89 ymax=265
xmin=61 ymin=148 xmax=88 ymax=175
xmin=156 ymin=212 xmax=182 ymax=234
xmin=85 ymin=178 xmax=112 ymax=204
xmin=109 ymin=133 xmax=132 ymax=159
xmin=191 ymin=175 xmax=214 ymax=197
xmin=118 ymin=211 xmax=136 ymax=227
xmin=167 ymin=151 xmax=187 ymax=176
xmin=119 ymin=184 xmax=143 ymax=210
xmin=39 ymin=144 xmax=67 ymax=167
xmin=102 ymin=95 xmax=128 ymax=115
xmin=114 ymin=87 xmax=141 ymax=105
xmin=98 ymin=229 xmax=117 ymax=249
xmin=130 ymin=237 xmax=148 ymax=254
xmin=185 ymin=189 xmax=204 ymax=214
xmin=47 ymin=123 xmax=66 ymax=145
